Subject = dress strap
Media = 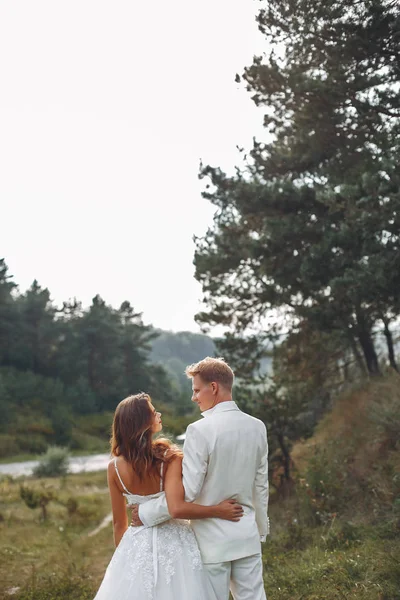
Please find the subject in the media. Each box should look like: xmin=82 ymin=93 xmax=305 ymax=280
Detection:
xmin=114 ymin=457 xmax=132 ymax=495
xmin=159 ymin=449 xmax=168 ymax=491
xmin=160 ymin=461 xmax=164 ymax=491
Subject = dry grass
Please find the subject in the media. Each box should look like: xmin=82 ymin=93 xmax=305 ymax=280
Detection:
xmin=0 ymin=470 xmax=114 ymax=597
xmin=292 ymin=373 xmax=400 ymax=513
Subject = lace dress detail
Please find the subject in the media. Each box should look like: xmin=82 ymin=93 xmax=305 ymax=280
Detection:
xmin=93 ymin=459 xmax=215 ymax=600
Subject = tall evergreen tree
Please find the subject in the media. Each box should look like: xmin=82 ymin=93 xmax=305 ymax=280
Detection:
xmin=0 ymin=259 xmax=17 ymax=366
xmin=11 ymin=281 xmax=58 ymax=374
xmin=194 ymin=0 xmax=400 ymax=376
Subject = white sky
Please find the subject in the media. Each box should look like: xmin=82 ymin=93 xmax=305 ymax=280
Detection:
xmin=1 ymin=0 xmax=266 ymax=333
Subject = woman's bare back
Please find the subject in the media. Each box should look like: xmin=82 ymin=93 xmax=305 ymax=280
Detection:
xmin=113 ymin=456 xmax=163 ymax=496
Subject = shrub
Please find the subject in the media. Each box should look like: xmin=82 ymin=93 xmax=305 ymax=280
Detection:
xmin=304 ymin=443 xmax=349 ymax=522
xmin=63 ymin=496 xmax=79 ymax=516
xmin=33 ymin=446 xmax=70 ymax=478
xmin=20 ymin=485 xmax=54 ymax=520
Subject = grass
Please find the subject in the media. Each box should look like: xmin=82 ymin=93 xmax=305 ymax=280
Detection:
xmin=263 ymin=502 xmax=400 ymax=600
xmin=265 ymin=372 xmax=400 ymax=600
xmin=0 ymin=470 xmax=114 ymax=597
xmin=2 ymin=471 xmax=399 ymax=600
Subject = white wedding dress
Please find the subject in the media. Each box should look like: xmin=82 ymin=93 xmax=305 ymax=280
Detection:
xmin=94 ymin=458 xmax=217 ymax=600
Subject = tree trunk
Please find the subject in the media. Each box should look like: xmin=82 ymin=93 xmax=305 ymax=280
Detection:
xmin=347 ymin=331 xmax=367 ymax=377
xmin=355 ymin=311 xmax=380 ymax=376
xmin=40 ymin=498 xmax=49 ymax=521
xmin=357 ymin=329 xmax=380 ymax=376
xmin=382 ymin=318 xmax=399 ymax=372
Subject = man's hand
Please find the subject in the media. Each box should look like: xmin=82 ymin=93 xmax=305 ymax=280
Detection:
xmin=131 ymin=505 xmax=144 ymax=527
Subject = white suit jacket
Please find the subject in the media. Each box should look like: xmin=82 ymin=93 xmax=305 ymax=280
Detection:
xmin=138 ymin=401 xmax=269 ymax=564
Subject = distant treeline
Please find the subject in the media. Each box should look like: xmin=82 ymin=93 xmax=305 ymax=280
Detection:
xmin=0 ymin=260 xmax=214 ymax=458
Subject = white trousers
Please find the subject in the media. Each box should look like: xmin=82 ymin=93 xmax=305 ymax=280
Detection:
xmin=204 ymin=554 xmax=267 ymax=600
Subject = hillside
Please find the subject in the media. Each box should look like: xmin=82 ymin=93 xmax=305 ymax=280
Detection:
xmin=264 ymin=372 xmax=400 ymax=599
xmin=291 ymin=373 xmax=400 ymax=517
xmin=149 ymin=329 xmax=215 ymax=394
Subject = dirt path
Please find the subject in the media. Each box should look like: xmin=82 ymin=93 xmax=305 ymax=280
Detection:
xmin=88 ymin=512 xmax=113 ymax=537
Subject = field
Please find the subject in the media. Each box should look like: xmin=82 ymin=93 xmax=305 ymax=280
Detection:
xmin=1 ymin=474 xmax=399 ymax=599
xmin=0 ymin=470 xmax=113 ymax=598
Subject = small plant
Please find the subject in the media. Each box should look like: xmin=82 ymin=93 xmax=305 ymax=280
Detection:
xmin=66 ymin=496 xmax=79 ymax=516
xmin=57 ymin=496 xmax=79 ymax=517
xmin=20 ymin=485 xmax=54 ymax=521
xmin=33 ymin=446 xmax=70 ymax=478
xmin=321 ymin=519 xmax=362 ymax=550
xmin=284 ymin=518 xmax=310 ymax=550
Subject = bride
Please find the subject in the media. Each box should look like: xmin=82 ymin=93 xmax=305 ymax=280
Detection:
xmin=93 ymin=392 xmax=243 ymax=600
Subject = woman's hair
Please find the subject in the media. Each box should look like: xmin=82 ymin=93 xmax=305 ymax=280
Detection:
xmin=110 ymin=392 xmax=182 ymax=480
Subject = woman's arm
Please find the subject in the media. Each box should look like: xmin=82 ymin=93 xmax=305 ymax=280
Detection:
xmin=164 ymin=456 xmax=243 ymax=521
xmin=107 ymin=461 xmax=128 ymax=547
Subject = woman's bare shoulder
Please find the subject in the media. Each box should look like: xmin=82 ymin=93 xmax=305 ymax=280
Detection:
xmin=108 ymin=456 xmax=128 ymax=476
xmin=165 ymin=449 xmax=183 ymax=467
xmin=164 ymin=453 xmax=182 ymax=478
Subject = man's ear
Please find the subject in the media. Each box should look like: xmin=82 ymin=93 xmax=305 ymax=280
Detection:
xmin=211 ymin=382 xmax=218 ymax=395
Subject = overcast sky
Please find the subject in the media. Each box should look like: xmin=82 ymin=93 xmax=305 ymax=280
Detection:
xmin=1 ymin=0 xmax=266 ymax=333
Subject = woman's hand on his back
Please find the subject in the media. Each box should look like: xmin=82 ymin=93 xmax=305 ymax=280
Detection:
xmin=215 ymin=499 xmax=244 ymax=521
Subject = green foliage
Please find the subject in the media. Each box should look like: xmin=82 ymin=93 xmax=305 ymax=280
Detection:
xmin=65 ymin=377 xmax=98 ymax=415
xmin=65 ymin=496 xmax=79 ymax=516
xmin=305 ymin=444 xmax=351 ymax=521
xmin=153 ymin=403 xmax=197 ymax=437
xmin=74 ymin=412 xmax=114 ymax=440
xmin=33 ymin=447 xmax=70 ymax=478
xmin=150 ymin=330 xmax=215 ymax=370
xmin=296 ymin=373 xmax=400 ymax=527
xmin=150 ymin=330 xmax=216 ymax=414
xmin=260 ymin=370 xmax=400 ymax=599
xmin=195 ymin=0 xmax=400 ymax=378
xmin=20 ymin=485 xmax=54 ymax=520
xmin=0 ymin=259 xmax=217 ymax=458
xmin=369 ymin=378 xmax=400 ymax=448
xmin=190 ymin=0 xmax=400 ymax=505
xmin=17 ymin=433 xmax=48 ymax=455
xmin=225 ymin=325 xmax=349 ymax=484
xmin=0 ymin=434 xmax=20 ymax=457
xmin=0 ymin=258 xmax=18 ymax=366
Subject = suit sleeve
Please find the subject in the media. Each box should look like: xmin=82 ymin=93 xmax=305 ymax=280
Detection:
xmin=139 ymin=423 xmax=209 ymax=524
xmin=182 ymin=424 xmax=209 ymax=502
xmin=254 ymin=424 xmax=269 ymax=540
xmin=138 ymin=492 xmax=171 ymax=528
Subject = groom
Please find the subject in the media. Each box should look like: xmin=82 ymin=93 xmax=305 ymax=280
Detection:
xmin=132 ymin=356 xmax=269 ymax=600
